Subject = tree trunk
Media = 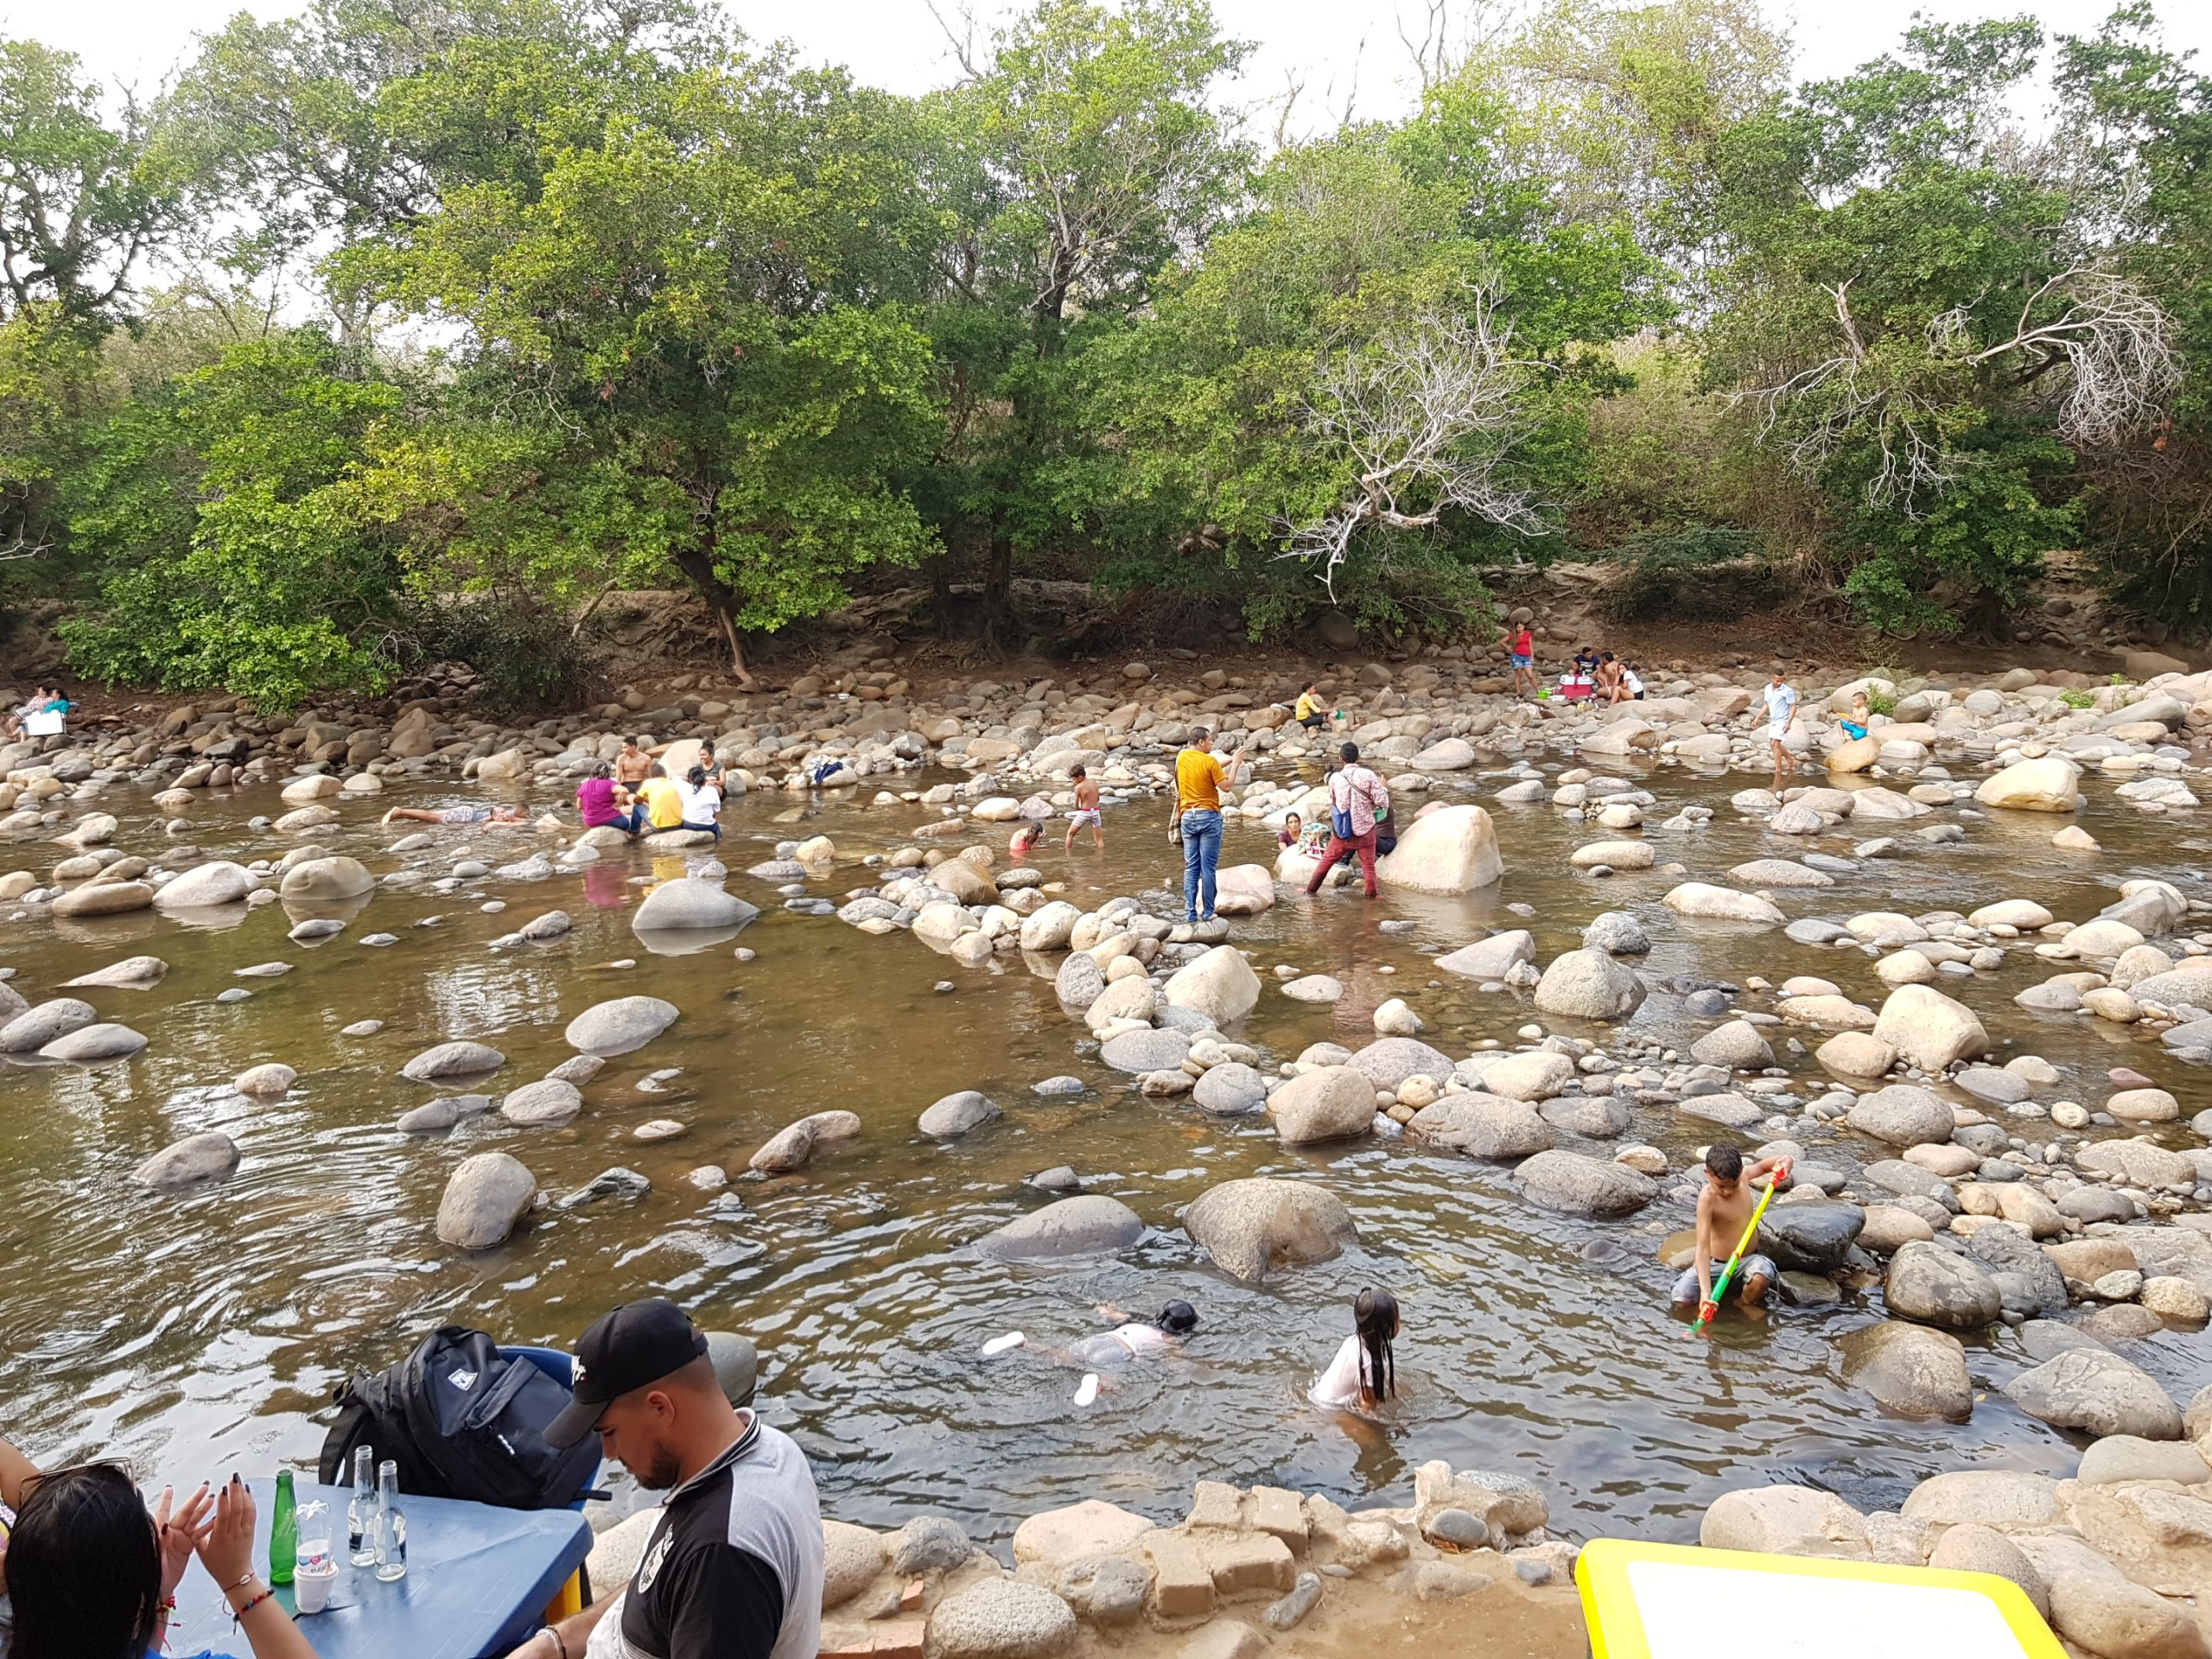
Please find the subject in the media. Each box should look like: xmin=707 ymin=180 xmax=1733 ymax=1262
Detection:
xmin=670 ymin=541 xmax=754 ymax=687
xmin=982 ymin=525 xmax=1015 ymax=647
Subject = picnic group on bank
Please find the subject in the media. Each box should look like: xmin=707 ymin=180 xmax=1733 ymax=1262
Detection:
xmin=4 ymin=632 xmax=2212 ymax=1659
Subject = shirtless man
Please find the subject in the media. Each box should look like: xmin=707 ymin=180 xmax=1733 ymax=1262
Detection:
xmin=1671 ymin=1145 xmax=1790 ymax=1321
xmin=1065 ymin=764 xmax=1103 ymax=850
xmin=613 ymin=735 xmax=653 ymax=785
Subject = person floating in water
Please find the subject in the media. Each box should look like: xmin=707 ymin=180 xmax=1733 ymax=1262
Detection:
xmin=982 ymin=1302 xmax=1197 ymax=1403
xmin=1671 ymin=1145 xmax=1790 ymax=1322
xmin=1310 ymin=1288 xmax=1398 ymax=1413
xmin=381 ymin=804 xmax=529 ymax=827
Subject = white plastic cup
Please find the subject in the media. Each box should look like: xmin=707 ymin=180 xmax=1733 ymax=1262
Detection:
xmin=295 ymin=1560 xmax=337 ymax=1615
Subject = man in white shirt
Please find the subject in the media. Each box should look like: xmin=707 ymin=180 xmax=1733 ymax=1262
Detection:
xmin=1302 ymin=742 xmax=1390 ymax=900
xmin=1763 ymin=671 xmax=1799 ymax=783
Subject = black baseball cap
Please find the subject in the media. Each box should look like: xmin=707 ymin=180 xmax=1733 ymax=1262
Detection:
xmin=546 ymin=1299 xmax=710 ymax=1447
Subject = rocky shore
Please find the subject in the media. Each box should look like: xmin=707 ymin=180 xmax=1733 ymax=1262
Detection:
xmin=6 ymin=636 xmax=2212 ymax=1656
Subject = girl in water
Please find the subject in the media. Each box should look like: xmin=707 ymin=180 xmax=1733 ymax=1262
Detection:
xmin=983 ymin=1302 xmax=1198 ymax=1404
xmin=1310 ymin=1288 xmax=1399 ymax=1413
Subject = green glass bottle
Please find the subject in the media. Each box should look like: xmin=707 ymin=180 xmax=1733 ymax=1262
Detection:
xmin=270 ymin=1468 xmax=296 ymax=1586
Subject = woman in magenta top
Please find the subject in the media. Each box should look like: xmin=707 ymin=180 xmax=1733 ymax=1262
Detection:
xmin=576 ymin=766 xmax=641 ymax=835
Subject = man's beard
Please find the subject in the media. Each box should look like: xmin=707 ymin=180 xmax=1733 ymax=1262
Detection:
xmin=632 ymin=1445 xmax=684 ymax=1490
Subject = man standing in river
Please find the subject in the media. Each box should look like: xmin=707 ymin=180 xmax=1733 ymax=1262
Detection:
xmin=1171 ymin=728 xmax=1248 ymax=924
xmin=1764 ymin=669 xmax=1800 ymax=785
xmin=1671 ymin=1147 xmax=1789 ymax=1321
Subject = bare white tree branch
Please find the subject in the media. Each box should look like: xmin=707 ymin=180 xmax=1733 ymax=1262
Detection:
xmin=1745 ymin=268 xmax=2180 ymax=515
xmin=1280 ymin=289 xmax=1546 ymax=595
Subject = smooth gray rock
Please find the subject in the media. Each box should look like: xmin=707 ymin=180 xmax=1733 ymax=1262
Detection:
xmin=1099 ymin=1027 xmax=1191 ymax=1073
xmin=500 ymin=1078 xmax=584 ymax=1126
xmin=978 ymin=1195 xmax=1144 ymax=1259
xmin=401 ymin=1040 xmax=505 ymax=1081
xmin=2004 ymin=1347 xmax=2183 ymax=1440
xmin=564 ymin=995 xmax=679 ymax=1057
xmin=1192 ymin=1061 xmax=1268 ymax=1116
xmin=38 ymin=1022 xmax=148 ymax=1063
xmin=919 ymin=1090 xmax=1001 ymax=1138
xmin=134 ymin=1132 xmax=240 ymax=1188
xmin=435 ymin=1152 xmax=537 ymax=1249
xmin=1344 ymin=1036 xmax=1455 ymax=1091
xmin=631 ymin=878 xmax=759 ymax=931
xmin=1516 ymin=1150 xmax=1656 ymax=1217
xmin=1758 ymin=1203 xmax=1866 ymax=1270
xmin=0 ymin=998 xmax=97 ymax=1053
xmin=1839 ymin=1321 xmax=1973 ymax=1421
xmin=1885 ymin=1241 xmax=2002 ymax=1329
xmin=1182 ymin=1178 xmax=1357 ymax=1282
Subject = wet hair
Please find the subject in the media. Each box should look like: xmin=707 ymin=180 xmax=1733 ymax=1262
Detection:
xmin=685 ymin=766 xmax=706 ymax=785
xmin=1339 ymin=741 xmax=1360 ymax=762
xmin=8 ymin=1464 xmax=162 ymax=1659
xmin=1156 ymin=1300 xmax=1198 ymax=1334
xmin=1354 ymin=1288 xmax=1398 ymax=1402
xmin=1068 ymin=764 xmax=1086 ymax=780
xmin=1014 ymin=821 xmax=1042 ymax=841
xmin=1705 ymin=1145 xmax=1744 ymax=1181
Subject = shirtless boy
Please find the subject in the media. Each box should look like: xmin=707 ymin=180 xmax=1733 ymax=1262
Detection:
xmin=1671 ymin=1145 xmax=1791 ymax=1321
xmin=1065 ymin=764 xmax=1103 ymax=850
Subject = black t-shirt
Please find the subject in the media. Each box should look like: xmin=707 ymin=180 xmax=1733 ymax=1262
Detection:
xmin=589 ymin=1415 xmax=823 ymax=1659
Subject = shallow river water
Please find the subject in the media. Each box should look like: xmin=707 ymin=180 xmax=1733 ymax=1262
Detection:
xmin=2 ymin=751 xmax=2209 ymax=1545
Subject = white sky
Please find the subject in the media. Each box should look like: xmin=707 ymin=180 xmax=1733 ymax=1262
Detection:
xmin=11 ymin=0 xmax=2209 ymax=124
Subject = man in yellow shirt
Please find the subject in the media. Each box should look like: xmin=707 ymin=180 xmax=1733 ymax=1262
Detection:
xmin=635 ymin=764 xmax=686 ymax=831
xmin=1171 ymin=728 xmax=1249 ymax=923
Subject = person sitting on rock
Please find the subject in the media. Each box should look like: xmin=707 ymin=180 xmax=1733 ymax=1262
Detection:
xmin=1839 ymin=691 xmax=1872 ymax=741
xmin=613 ymin=736 xmax=652 ymax=785
xmin=1291 ymin=683 xmax=1329 ymax=732
xmin=1311 ymin=1288 xmax=1398 ymax=1413
xmin=1672 ymin=1145 xmax=1790 ymax=1322
xmin=635 ymin=764 xmax=686 ymax=833
xmin=676 ymin=766 xmax=722 ymax=837
xmin=696 ymin=741 xmax=728 ymax=791
xmin=381 ymin=804 xmax=529 ymax=827
xmin=576 ymin=763 xmax=645 ymax=836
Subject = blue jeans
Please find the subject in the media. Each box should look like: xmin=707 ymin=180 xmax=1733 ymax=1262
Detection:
xmin=1180 ymin=808 xmax=1224 ymax=919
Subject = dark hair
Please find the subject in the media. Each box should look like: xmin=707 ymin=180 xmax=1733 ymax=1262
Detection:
xmin=1339 ymin=741 xmax=1360 ymax=762
xmin=1706 ymin=1145 xmax=1744 ymax=1181
xmin=9 ymin=1464 xmax=162 ymax=1659
xmin=1600 ymin=651 xmax=1616 ymax=663
xmin=590 ymin=761 xmax=611 ymax=779
xmin=1068 ymin=764 xmax=1085 ymax=779
xmin=700 ymin=741 xmax=715 ymax=755
xmin=1354 ymin=1289 xmax=1398 ymax=1402
xmin=1191 ymin=727 xmax=1212 ymax=743
xmin=1157 ymin=1300 xmax=1198 ymax=1334
xmin=685 ymin=766 xmax=706 ymax=785
xmin=1285 ymin=811 xmax=1300 ymax=824
xmin=626 ymin=735 xmax=645 ymax=747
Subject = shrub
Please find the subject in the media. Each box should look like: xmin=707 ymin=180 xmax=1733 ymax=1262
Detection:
xmin=2060 ymin=688 xmax=2094 ymax=709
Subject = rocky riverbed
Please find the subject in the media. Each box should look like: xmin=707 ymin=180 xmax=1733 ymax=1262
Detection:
xmin=3 ymin=645 xmax=2211 ymax=1655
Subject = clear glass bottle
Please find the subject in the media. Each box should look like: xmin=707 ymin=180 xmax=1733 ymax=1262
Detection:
xmin=373 ymin=1459 xmax=407 ymax=1582
xmin=348 ymin=1446 xmax=377 ymax=1567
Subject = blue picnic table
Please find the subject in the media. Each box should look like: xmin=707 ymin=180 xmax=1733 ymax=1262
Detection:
xmin=166 ymin=1478 xmax=591 ymax=1659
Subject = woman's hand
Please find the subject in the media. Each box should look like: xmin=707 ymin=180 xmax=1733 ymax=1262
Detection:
xmin=156 ymin=1484 xmax=213 ymax=1601
xmin=192 ymin=1476 xmax=261 ymax=1592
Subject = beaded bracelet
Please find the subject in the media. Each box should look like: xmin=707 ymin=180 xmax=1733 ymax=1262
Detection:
xmin=232 ymin=1589 xmax=276 ymax=1626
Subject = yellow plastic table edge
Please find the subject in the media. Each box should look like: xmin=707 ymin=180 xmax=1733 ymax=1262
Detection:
xmin=1573 ymin=1538 xmax=2067 ymax=1659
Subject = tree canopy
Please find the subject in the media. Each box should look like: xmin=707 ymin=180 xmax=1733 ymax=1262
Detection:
xmin=0 ymin=0 xmax=2202 ymax=704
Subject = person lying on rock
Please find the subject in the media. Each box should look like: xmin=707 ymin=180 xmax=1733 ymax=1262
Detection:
xmin=1672 ymin=1146 xmax=1791 ymax=1323
xmin=381 ymin=804 xmax=530 ymax=827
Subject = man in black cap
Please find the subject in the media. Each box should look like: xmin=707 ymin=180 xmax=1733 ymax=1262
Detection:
xmin=507 ymin=1300 xmax=822 ymax=1659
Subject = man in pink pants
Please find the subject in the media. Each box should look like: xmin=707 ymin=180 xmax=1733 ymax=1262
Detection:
xmin=1305 ymin=742 xmax=1389 ymax=900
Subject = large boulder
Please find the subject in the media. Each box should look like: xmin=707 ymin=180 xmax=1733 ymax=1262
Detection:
xmin=153 ymin=860 xmax=254 ymax=910
xmin=52 ymin=880 xmax=155 ymax=918
xmin=1516 ymin=1150 xmax=1656 ymax=1217
xmin=1476 ymin=1050 xmax=1576 ymax=1102
xmin=1847 ymin=1084 xmax=1955 ymax=1147
xmin=632 ymin=878 xmax=759 ymax=931
xmin=400 ymin=1040 xmax=505 ymax=1081
xmin=919 ymin=1090 xmax=1001 ymax=1138
xmin=1375 ymin=804 xmax=1503 ymax=893
xmin=1700 ymin=1487 xmax=1869 ymax=1560
xmin=1758 ymin=1203 xmax=1865 ymax=1270
xmin=1872 ymin=984 xmax=1987 ymax=1071
xmin=1345 ymin=1036 xmax=1455 ymax=1091
xmin=1689 ymin=1020 xmax=1774 ymax=1070
xmin=1974 ymin=757 xmax=2082 ymax=811
xmin=1885 ymin=1241 xmax=2002 ymax=1329
xmin=1161 ymin=944 xmax=1261 ymax=1026
xmin=278 ymin=855 xmax=374 ymax=901
xmin=1839 ymin=1322 xmax=1973 ymax=1421
xmin=926 ymin=1578 xmax=1077 ymax=1659
xmin=1181 ymin=1178 xmax=1357 ymax=1282
xmin=1434 ymin=931 xmax=1535 ymax=981
xmin=1212 ymin=864 xmax=1276 ymax=916
xmin=134 ymin=1132 xmax=241 ymax=1188
xmin=2003 ymin=1349 xmax=2183 ymax=1440
xmin=1531 ymin=949 xmax=1645 ymax=1020
xmin=565 ymin=996 xmax=679 ymax=1056
xmin=1827 ymin=734 xmax=1882 ymax=773
xmin=1268 ymin=1065 xmax=1376 ymax=1146
xmin=2047 ymin=1576 xmax=2206 ymax=1659
xmin=1407 ymin=1095 xmax=1554 ymax=1160
xmin=0 ymin=997 xmax=98 ymax=1052
xmin=931 ymin=857 xmax=999 ymax=906
xmin=1019 ymin=901 xmax=1082 ymax=951
xmin=978 ymin=1196 xmax=1145 ymax=1259
xmin=435 ymin=1153 xmax=537 ymax=1249
xmin=1662 ymin=882 xmax=1786 ymax=925
xmin=747 ymin=1110 xmax=862 ymax=1173
xmin=1010 ymin=1500 xmax=1156 ymax=1568
xmin=41 ymin=1022 xmax=149 ymax=1063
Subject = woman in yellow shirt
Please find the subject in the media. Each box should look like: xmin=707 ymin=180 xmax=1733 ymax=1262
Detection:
xmin=1292 ymin=683 xmax=1328 ymax=732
